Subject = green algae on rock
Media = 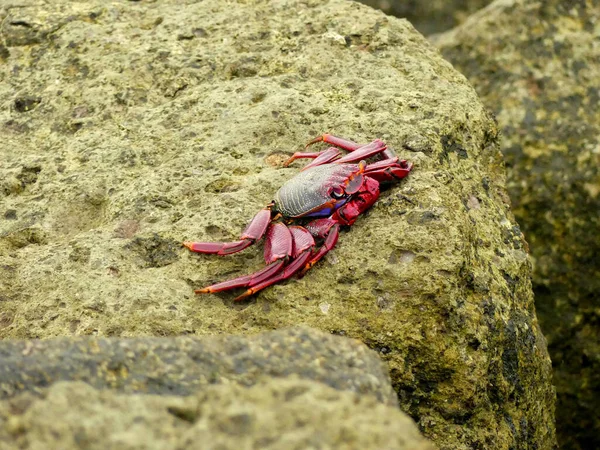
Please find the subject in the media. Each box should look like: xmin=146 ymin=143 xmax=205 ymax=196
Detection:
xmin=0 ymin=0 xmax=555 ymax=448
xmin=435 ymin=1 xmax=600 ymax=448
xmin=0 ymin=379 xmax=435 ymax=450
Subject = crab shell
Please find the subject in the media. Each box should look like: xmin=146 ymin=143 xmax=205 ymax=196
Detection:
xmin=273 ymin=163 xmax=365 ymax=218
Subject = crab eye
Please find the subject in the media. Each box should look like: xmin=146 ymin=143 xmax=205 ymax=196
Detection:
xmin=330 ymin=187 xmax=345 ymax=199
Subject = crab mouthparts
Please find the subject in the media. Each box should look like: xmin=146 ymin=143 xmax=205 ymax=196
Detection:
xmin=344 ymin=160 xmax=366 ymax=194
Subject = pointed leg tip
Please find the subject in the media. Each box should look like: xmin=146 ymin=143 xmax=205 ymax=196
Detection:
xmin=194 ymin=288 xmax=210 ymax=294
xmin=305 ymin=135 xmax=325 ymax=148
xmin=399 ymin=160 xmax=413 ymax=171
xmin=234 ymin=290 xmax=253 ymax=301
xmin=183 ymin=242 xmax=194 ymax=250
xmin=298 ymin=264 xmax=312 ymax=278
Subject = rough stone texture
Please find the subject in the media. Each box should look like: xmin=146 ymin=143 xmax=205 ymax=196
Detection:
xmin=434 ymin=1 xmax=600 ymax=448
xmin=0 ymin=0 xmax=555 ymax=448
xmin=358 ymin=0 xmax=491 ymax=35
xmin=0 ymin=379 xmax=436 ymax=450
xmin=0 ymin=327 xmax=397 ymax=405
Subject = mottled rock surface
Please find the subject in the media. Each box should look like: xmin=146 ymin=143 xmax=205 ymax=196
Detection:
xmin=0 ymin=327 xmax=397 ymax=405
xmin=359 ymin=0 xmax=491 ymax=34
xmin=0 ymin=0 xmax=555 ymax=448
xmin=435 ymin=1 xmax=600 ymax=448
xmin=0 ymin=379 xmax=435 ymax=450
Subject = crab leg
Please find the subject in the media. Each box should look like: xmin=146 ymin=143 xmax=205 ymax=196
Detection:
xmin=263 ymin=222 xmax=293 ymax=263
xmin=300 ymin=223 xmax=340 ymax=275
xmin=194 ymin=222 xmax=293 ymax=294
xmin=194 ymin=259 xmax=285 ymax=294
xmin=364 ymin=158 xmax=413 ymax=182
xmin=306 ymin=135 xmax=387 ymax=163
xmin=306 ymin=134 xmax=363 ymax=151
xmin=307 ymin=134 xmax=398 ymax=161
xmin=284 ymin=147 xmax=342 ymax=170
xmin=286 ymin=139 xmax=390 ymax=170
xmin=233 ymin=226 xmax=316 ymax=301
xmin=305 ymin=218 xmax=338 ymax=238
xmin=183 ymin=207 xmax=272 ymax=255
xmin=289 ymin=226 xmax=317 ymax=257
xmin=335 ymin=140 xmax=388 ymax=164
xmin=234 ymin=250 xmax=312 ymax=301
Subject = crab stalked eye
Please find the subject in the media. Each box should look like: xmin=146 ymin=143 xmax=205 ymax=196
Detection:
xmin=330 ymin=186 xmax=345 ymax=199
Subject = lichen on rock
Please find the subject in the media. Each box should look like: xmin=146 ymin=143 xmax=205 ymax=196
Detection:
xmin=435 ymin=1 xmax=600 ymax=447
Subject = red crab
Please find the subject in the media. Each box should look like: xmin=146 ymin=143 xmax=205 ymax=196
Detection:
xmin=184 ymin=134 xmax=412 ymax=300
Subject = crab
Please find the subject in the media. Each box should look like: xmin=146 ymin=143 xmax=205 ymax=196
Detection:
xmin=184 ymin=134 xmax=413 ymax=300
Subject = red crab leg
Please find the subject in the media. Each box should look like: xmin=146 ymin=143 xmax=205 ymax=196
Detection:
xmin=305 ymin=218 xmax=338 ymax=238
xmin=364 ymin=159 xmax=413 ymax=182
xmin=307 ymin=134 xmax=398 ymax=160
xmin=289 ymin=226 xmax=316 ymax=257
xmin=194 ymin=259 xmax=285 ymax=294
xmin=334 ymin=140 xmax=387 ymax=164
xmin=183 ymin=207 xmax=272 ymax=255
xmin=288 ymin=138 xmax=389 ymax=169
xmin=234 ymin=250 xmax=312 ymax=301
xmin=264 ymin=222 xmax=293 ymax=263
xmin=306 ymin=134 xmax=363 ymax=151
xmin=194 ymin=222 xmax=293 ymax=294
xmin=233 ymin=226 xmax=315 ymax=301
xmin=283 ymin=147 xmax=341 ymax=167
xmin=301 ymin=148 xmax=343 ymax=170
xmin=366 ymin=156 xmax=399 ymax=167
xmin=300 ymin=224 xmax=340 ymax=275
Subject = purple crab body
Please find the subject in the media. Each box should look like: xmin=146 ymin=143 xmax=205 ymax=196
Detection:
xmin=273 ymin=163 xmax=359 ymax=218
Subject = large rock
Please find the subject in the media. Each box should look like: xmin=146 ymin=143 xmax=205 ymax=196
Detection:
xmin=0 ymin=0 xmax=555 ymax=448
xmin=435 ymin=1 xmax=600 ymax=448
xmin=0 ymin=328 xmax=429 ymax=449
xmin=0 ymin=379 xmax=435 ymax=450
xmin=358 ymin=0 xmax=491 ymax=35
xmin=0 ymin=327 xmax=397 ymax=405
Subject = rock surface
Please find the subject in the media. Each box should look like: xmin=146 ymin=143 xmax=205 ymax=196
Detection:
xmin=0 ymin=379 xmax=435 ymax=450
xmin=0 ymin=327 xmax=397 ymax=405
xmin=359 ymin=0 xmax=491 ymax=35
xmin=435 ymin=1 xmax=600 ymax=448
xmin=0 ymin=0 xmax=555 ymax=448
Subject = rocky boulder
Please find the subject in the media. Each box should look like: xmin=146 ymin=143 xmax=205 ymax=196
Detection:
xmin=0 ymin=0 xmax=555 ymax=448
xmin=0 ymin=328 xmax=434 ymax=449
xmin=435 ymin=1 xmax=600 ymax=447
xmin=0 ymin=327 xmax=397 ymax=404
xmin=0 ymin=380 xmax=434 ymax=450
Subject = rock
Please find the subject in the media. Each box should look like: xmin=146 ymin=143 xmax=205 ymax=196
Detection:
xmin=0 ymin=0 xmax=555 ymax=448
xmin=0 ymin=327 xmax=397 ymax=406
xmin=0 ymin=3 xmax=102 ymax=47
xmin=0 ymin=379 xmax=435 ymax=450
xmin=435 ymin=1 xmax=600 ymax=448
xmin=358 ymin=0 xmax=491 ymax=34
